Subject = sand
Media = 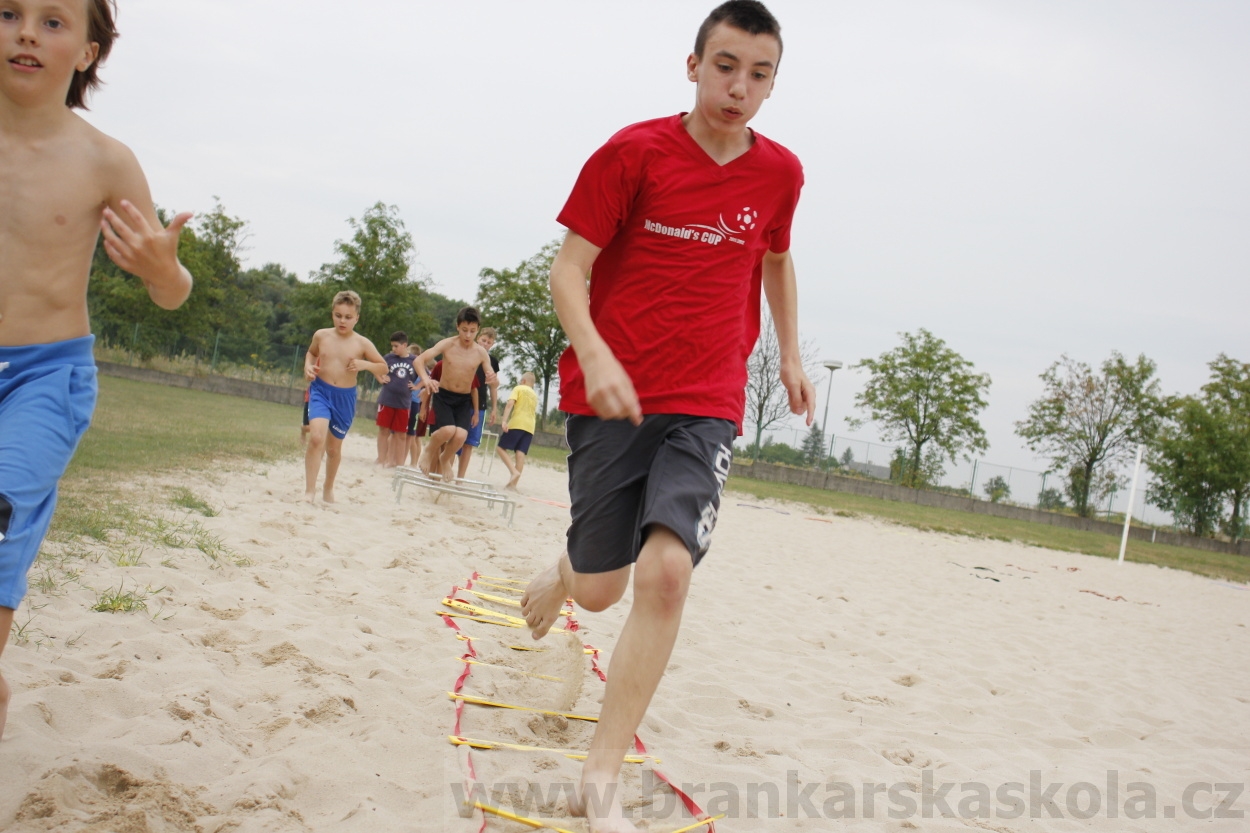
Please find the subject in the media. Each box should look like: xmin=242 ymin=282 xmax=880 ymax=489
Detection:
xmin=1 ymin=433 xmax=1247 ymax=832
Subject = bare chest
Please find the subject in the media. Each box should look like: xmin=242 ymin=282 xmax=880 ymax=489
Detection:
xmin=0 ymin=137 xmax=109 ymax=268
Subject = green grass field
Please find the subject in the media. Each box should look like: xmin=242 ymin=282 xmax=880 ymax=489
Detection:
xmin=50 ymin=376 xmax=300 ymax=545
xmin=49 ymin=378 xmax=1250 ymax=583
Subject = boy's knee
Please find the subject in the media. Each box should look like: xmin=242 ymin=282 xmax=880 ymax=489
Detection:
xmin=571 ymin=573 xmax=629 ymax=613
xmin=635 ymin=529 xmax=693 ymax=609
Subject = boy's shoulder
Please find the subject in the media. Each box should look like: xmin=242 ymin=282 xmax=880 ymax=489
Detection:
xmin=66 ymin=113 xmax=141 ymax=177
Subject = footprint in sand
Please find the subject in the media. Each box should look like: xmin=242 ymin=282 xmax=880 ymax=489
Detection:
xmin=15 ymin=764 xmax=213 ymax=831
xmin=737 ymin=698 xmax=775 ymax=718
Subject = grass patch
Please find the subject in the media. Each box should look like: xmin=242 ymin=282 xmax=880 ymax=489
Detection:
xmin=513 ymin=442 xmax=1249 ymax=583
xmin=65 ymin=376 xmax=299 ymax=481
xmin=91 ymin=581 xmax=163 ymax=614
xmin=50 ymin=375 xmax=299 ymax=543
xmin=727 ymin=477 xmax=1250 ymax=583
xmin=170 ymin=487 xmax=218 ymax=517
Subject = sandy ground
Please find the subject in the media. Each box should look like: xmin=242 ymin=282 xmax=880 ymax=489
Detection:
xmin=1 ymin=433 xmax=1247 ymax=832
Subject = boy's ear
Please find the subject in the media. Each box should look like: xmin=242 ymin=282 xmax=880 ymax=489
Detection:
xmin=77 ymin=42 xmax=100 ymax=73
xmin=687 ymin=52 xmax=699 ymax=82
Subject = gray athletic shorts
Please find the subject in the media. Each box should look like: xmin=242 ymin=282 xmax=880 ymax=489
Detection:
xmin=565 ymin=414 xmax=736 ymax=574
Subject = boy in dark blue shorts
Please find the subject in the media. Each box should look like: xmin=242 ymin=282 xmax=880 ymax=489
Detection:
xmin=519 ymin=3 xmax=815 ymax=828
xmin=0 ymin=0 xmax=195 ymax=740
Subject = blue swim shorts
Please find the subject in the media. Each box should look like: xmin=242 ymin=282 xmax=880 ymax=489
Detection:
xmin=463 ymin=409 xmax=487 ymax=448
xmin=307 ymin=377 xmax=357 ymax=440
xmin=0 ymin=335 xmax=98 ymax=610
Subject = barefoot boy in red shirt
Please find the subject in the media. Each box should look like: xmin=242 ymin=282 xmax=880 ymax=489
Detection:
xmin=520 ymin=3 xmax=815 ymax=829
xmin=0 ymin=0 xmax=195 ymax=740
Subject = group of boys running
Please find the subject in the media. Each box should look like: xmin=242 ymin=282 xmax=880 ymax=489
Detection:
xmin=300 ymin=301 xmax=540 ymax=499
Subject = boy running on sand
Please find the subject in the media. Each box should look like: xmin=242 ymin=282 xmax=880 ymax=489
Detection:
xmin=519 ymin=3 xmax=814 ymax=829
xmin=413 ymin=306 xmax=496 ymax=480
xmin=303 ymin=290 xmax=390 ymax=503
xmin=374 ymin=331 xmax=416 ymax=468
xmin=496 ymin=372 xmax=539 ymax=491
xmin=0 ymin=0 xmax=194 ymax=740
xmin=454 ymin=327 xmax=500 ymax=480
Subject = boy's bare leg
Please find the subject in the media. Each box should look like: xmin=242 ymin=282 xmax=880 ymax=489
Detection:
xmin=496 ymin=447 xmax=519 ymax=485
xmin=304 ymin=419 xmax=330 ymax=502
xmin=389 ymin=434 xmax=407 ymax=468
xmin=0 ymin=606 xmax=12 ymax=740
xmin=438 ymin=429 xmax=469 ymax=481
xmin=420 ymin=427 xmax=453 ymax=476
xmin=582 ymin=529 xmax=691 ymax=832
xmin=322 ymin=435 xmax=345 ymax=503
xmin=376 ymin=426 xmax=389 ymax=465
xmin=457 ymin=446 xmax=474 ymax=480
xmin=508 ymin=449 xmax=528 ymax=490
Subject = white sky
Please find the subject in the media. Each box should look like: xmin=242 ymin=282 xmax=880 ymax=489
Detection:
xmin=86 ymin=0 xmax=1249 ymax=476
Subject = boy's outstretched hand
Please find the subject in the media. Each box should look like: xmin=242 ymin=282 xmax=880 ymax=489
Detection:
xmin=101 ymin=200 xmax=193 ymax=309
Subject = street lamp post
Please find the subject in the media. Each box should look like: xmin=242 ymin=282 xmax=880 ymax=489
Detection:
xmin=821 ymin=360 xmax=843 ymax=471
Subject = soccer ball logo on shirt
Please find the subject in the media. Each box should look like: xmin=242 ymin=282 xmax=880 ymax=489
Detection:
xmin=643 ymin=205 xmax=759 ymax=247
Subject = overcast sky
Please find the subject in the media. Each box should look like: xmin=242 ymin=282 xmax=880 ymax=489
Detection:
xmin=86 ymin=0 xmax=1249 ymax=482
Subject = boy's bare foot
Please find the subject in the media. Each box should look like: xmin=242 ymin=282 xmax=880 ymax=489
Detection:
xmin=506 ymin=472 xmax=521 ymax=491
xmin=570 ymin=774 xmax=638 ymax=833
xmin=304 ymin=490 xmax=317 ymax=504
xmin=521 ymin=557 xmax=568 ymax=640
xmin=322 ymin=488 xmax=336 ymax=504
xmin=0 ymin=672 xmax=9 ymax=741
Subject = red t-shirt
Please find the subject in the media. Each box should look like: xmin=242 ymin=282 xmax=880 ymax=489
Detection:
xmin=556 ymin=114 xmax=803 ymax=430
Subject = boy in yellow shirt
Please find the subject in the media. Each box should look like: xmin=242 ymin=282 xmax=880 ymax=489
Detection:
xmin=495 ymin=372 xmax=538 ymax=491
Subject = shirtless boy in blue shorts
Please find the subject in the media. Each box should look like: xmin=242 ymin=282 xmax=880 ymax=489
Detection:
xmin=0 ymin=0 xmax=195 ymax=740
xmin=302 ymin=290 xmax=391 ymax=504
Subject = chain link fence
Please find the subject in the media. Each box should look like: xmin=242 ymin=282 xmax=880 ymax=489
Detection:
xmin=743 ymin=423 xmax=1173 ymax=529
xmin=94 ymin=328 xmax=386 ymax=400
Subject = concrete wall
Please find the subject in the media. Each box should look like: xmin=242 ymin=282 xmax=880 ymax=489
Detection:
xmin=730 ymin=460 xmax=1250 ymax=558
xmin=529 ymin=429 xmax=568 ymax=449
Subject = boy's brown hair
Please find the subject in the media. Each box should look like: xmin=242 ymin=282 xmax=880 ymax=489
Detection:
xmin=694 ymin=1 xmax=782 ymax=66
xmin=68 ymin=0 xmax=120 ymax=110
xmin=332 ymin=290 xmax=362 ymax=313
xmin=478 ymin=327 xmax=498 ymax=340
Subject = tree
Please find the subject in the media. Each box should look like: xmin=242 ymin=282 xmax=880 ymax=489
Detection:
xmin=89 ymin=200 xmax=265 ymax=362
xmin=1147 ymin=355 xmax=1250 ymax=539
xmin=1037 ymin=487 xmax=1067 ymax=511
xmin=744 ymin=307 xmax=818 ymax=458
xmin=889 ymin=445 xmax=945 ymax=488
xmin=1147 ymin=395 xmax=1234 ymax=536
xmin=983 ymin=475 xmax=1011 ymax=504
xmin=801 ymin=423 xmax=826 ymax=467
xmin=1204 ymin=355 xmax=1250 ymax=540
xmin=289 ymin=202 xmax=435 ymax=354
xmin=851 ymin=329 xmax=990 ymax=488
xmin=840 ymin=447 xmax=855 ymax=468
xmin=742 ymin=438 xmax=805 ymax=466
xmin=1015 ymin=352 xmax=1160 ymax=518
xmin=475 ymin=239 xmax=568 ymax=431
